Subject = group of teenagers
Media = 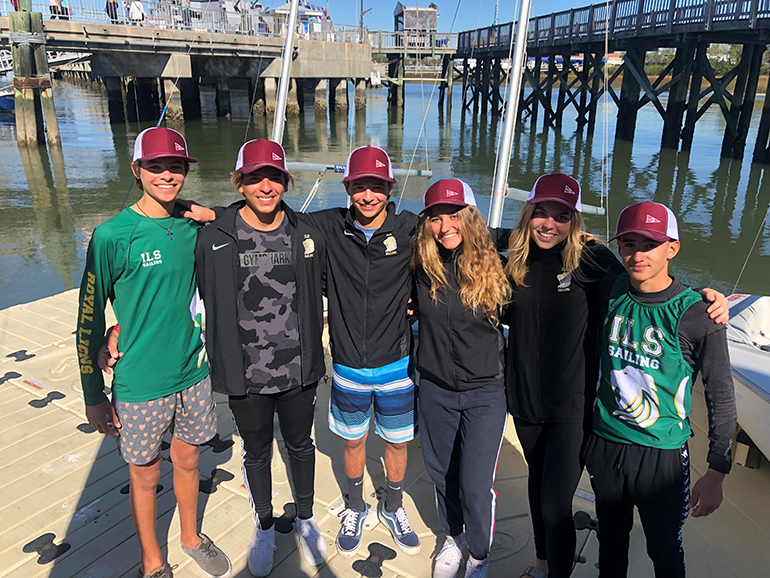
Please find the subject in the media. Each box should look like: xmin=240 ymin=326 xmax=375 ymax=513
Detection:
xmin=77 ymin=126 xmax=737 ymax=578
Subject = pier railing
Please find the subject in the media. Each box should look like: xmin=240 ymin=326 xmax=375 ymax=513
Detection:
xmin=458 ymin=0 xmax=770 ymax=55
xmin=0 ymin=0 xmax=363 ymax=42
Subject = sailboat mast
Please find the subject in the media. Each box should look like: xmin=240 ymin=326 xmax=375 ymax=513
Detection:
xmin=272 ymin=0 xmax=301 ymax=145
xmin=488 ymin=0 xmax=533 ymax=228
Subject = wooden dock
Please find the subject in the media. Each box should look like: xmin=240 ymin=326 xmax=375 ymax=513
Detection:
xmin=1 ymin=290 xmax=769 ymax=577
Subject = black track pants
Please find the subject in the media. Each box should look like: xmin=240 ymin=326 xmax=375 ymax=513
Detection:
xmin=584 ymin=434 xmax=690 ymax=578
xmin=419 ymin=377 xmax=507 ymax=560
xmin=514 ymin=420 xmax=584 ymax=578
xmin=229 ymin=383 xmax=318 ymax=527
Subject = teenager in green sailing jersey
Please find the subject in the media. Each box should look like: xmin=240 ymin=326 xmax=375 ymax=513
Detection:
xmin=76 ymin=127 xmax=231 ymax=578
xmin=585 ymin=202 xmax=737 ymax=578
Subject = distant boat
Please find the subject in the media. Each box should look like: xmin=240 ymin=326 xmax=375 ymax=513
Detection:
xmin=0 ymin=85 xmax=13 ymax=112
xmin=727 ymin=294 xmax=770 ymax=459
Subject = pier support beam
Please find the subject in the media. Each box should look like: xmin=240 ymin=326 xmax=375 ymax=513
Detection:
xmin=215 ymin=78 xmax=231 ymax=118
xmin=105 ymin=76 xmax=125 ymax=124
xmin=331 ymin=78 xmax=348 ymax=114
xmin=10 ymin=9 xmax=42 ymax=146
xmin=124 ymin=77 xmax=138 ymax=123
xmin=264 ymin=77 xmax=277 ymax=117
xmin=616 ymin=48 xmax=645 ymax=142
xmin=163 ymin=79 xmax=183 ymax=123
xmin=252 ymin=78 xmax=266 ymax=117
xmin=178 ymin=78 xmax=201 ymax=121
xmin=388 ymin=56 xmax=404 ymax=107
xmin=286 ymin=79 xmax=300 ymax=117
xmin=722 ymin=44 xmax=764 ymax=159
xmin=354 ymin=78 xmax=366 ymax=111
xmin=314 ymin=79 xmax=327 ymax=115
xmin=136 ymin=77 xmax=160 ymax=121
xmin=682 ymin=44 xmax=707 ymax=152
xmin=661 ymin=44 xmax=696 ymax=150
xmin=30 ymin=10 xmax=60 ymax=146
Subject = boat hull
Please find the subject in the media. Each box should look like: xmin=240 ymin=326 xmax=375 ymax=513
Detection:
xmin=727 ymin=294 xmax=770 ymax=458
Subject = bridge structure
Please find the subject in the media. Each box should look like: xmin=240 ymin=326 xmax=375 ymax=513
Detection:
xmin=0 ymin=0 xmax=463 ymax=147
xmin=456 ymin=0 xmax=770 ymax=164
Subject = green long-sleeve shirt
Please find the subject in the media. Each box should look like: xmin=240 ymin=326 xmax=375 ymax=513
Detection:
xmin=76 ymin=205 xmax=208 ymax=405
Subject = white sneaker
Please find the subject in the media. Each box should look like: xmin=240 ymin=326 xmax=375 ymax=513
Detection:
xmin=296 ymin=517 xmax=327 ymax=566
xmin=247 ymin=526 xmax=276 ymax=577
xmin=465 ymin=555 xmax=489 ymax=578
xmin=433 ymin=535 xmax=465 ymax=578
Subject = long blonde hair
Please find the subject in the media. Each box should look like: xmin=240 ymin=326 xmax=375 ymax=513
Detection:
xmin=506 ymin=202 xmax=602 ymax=287
xmin=411 ymin=205 xmax=511 ymax=323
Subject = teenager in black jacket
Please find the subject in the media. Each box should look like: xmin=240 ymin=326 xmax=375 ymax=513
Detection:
xmin=411 ymin=180 xmax=511 ymax=578
xmin=196 ymin=139 xmax=327 ymax=578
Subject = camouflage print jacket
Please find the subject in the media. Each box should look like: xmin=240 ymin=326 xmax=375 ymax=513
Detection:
xmin=196 ymin=201 xmax=327 ymax=397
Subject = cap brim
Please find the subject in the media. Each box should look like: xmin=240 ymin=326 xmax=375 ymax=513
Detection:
xmin=135 ymin=152 xmax=197 ymax=163
xmin=420 ymin=199 xmax=470 ymax=214
xmin=343 ymin=171 xmax=395 ymax=183
xmin=527 ymin=196 xmax=577 ymax=212
xmin=239 ymin=161 xmax=289 ymax=175
xmin=611 ymin=228 xmax=674 ymax=242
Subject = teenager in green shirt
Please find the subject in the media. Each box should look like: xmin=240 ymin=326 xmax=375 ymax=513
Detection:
xmin=586 ymin=202 xmax=736 ymax=578
xmin=77 ymin=127 xmax=230 ymax=578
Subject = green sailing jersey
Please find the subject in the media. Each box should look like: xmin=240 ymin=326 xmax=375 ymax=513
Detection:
xmin=76 ymin=205 xmax=208 ymax=405
xmin=593 ymin=274 xmax=702 ymax=449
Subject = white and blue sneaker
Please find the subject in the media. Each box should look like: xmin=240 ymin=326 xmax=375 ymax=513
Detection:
xmin=465 ymin=555 xmax=489 ymax=578
xmin=377 ymin=501 xmax=421 ymax=554
xmin=336 ymin=504 xmax=368 ymax=557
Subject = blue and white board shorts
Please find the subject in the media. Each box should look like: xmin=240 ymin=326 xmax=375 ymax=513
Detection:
xmin=328 ymin=356 xmax=417 ymax=443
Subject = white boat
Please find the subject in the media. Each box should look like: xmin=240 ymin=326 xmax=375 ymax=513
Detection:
xmin=727 ymin=294 xmax=770 ymax=459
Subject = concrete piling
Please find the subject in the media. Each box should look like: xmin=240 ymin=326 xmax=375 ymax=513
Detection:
xmin=215 ymin=78 xmax=231 ymax=118
xmin=163 ymin=79 xmax=184 ymax=123
xmin=314 ymin=79 xmax=327 ymax=115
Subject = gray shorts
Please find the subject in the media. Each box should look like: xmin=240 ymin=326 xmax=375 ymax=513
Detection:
xmin=114 ymin=376 xmax=216 ymax=465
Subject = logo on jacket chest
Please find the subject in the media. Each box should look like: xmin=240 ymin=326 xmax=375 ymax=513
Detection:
xmin=557 ymin=271 xmax=571 ymax=292
xmin=303 ymin=235 xmax=315 ymax=258
xmin=383 ymin=234 xmax=397 ymax=255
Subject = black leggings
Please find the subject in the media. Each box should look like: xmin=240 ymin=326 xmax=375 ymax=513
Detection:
xmin=229 ymin=383 xmax=318 ymax=529
xmin=514 ymin=420 xmax=584 ymax=578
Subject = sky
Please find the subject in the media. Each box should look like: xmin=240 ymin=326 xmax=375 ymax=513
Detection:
xmin=318 ymin=0 xmax=583 ymax=34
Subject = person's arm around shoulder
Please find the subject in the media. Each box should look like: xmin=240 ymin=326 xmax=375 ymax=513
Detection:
xmin=488 ymin=227 xmax=512 ymax=253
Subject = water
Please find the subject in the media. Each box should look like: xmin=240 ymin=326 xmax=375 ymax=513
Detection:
xmin=0 ymin=81 xmax=768 ymax=310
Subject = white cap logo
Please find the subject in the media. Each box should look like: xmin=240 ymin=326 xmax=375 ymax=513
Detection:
xmin=272 ymin=152 xmax=282 ymax=161
xmin=564 ymin=185 xmax=575 ymax=196
xmin=445 ymin=188 xmax=460 ymax=198
xmin=646 ymin=215 xmax=661 ymax=224
xmin=375 ymin=159 xmax=386 ymax=168
xmin=174 ymin=142 xmax=185 ymax=151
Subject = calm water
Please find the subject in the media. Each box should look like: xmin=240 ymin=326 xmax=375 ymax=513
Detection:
xmin=0 ymin=81 xmax=768 ymax=310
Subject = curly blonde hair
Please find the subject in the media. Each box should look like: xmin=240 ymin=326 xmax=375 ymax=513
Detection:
xmin=505 ymin=202 xmax=603 ymax=287
xmin=411 ymin=205 xmax=511 ymax=323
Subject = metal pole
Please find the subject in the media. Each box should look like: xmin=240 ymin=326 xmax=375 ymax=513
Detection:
xmin=489 ymin=0 xmax=533 ymax=227
xmin=271 ymin=0 xmax=300 ymax=144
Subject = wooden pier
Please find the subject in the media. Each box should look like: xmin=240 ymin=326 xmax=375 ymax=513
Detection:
xmin=456 ymin=0 xmax=770 ymax=162
xmin=0 ymin=290 xmax=769 ymax=577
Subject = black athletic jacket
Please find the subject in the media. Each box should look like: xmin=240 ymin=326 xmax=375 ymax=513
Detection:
xmin=195 ymin=201 xmax=327 ymax=396
xmin=308 ymin=203 xmax=418 ymax=369
xmin=414 ymin=247 xmax=505 ymax=392
xmin=504 ymin=240 xmax=624 ymax=424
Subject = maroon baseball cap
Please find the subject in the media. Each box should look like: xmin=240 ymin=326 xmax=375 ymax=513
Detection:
xmin=527 ymin=173 xmax=581 ymax=212
xmin=611 ymin=202 xmax=679 ymax=242
xmin=343 ymin=145 xmax=394 ymax=183
xmin=133 ymin=127 xmax=197 ymax=163
xmin=421 ymin=179 xmax=477 ymax=214
xmin=235 ymin=139 xmax=289 ymax=175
